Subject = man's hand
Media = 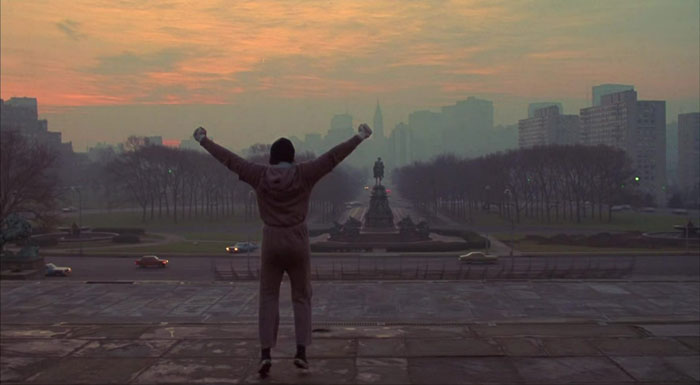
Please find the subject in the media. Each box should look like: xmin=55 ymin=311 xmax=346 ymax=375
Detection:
xmin=193 ymin=126 xmax=207 ymax=143
xmin=357 ymin=123 xmax=372 ymax=140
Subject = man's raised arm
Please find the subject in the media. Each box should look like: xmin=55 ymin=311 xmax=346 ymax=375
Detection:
xmin=193 ymin=126 xmax=265 ymax=188
xmin=300 ymin=123 xmax=372 ymax=187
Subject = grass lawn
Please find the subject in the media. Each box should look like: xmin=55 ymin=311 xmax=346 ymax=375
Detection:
xmin=511 ymin=241 xmax=686 ymax=253
xmin=463 ymin=210 xmax=699 ymax=233
xmin=59 ymin=211 xmax=262 ymax=233
xmin=181 ymin=232 xmax=261 ymax=242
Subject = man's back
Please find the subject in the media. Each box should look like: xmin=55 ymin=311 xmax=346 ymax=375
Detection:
xmin=256 ymin=164 xmax=311 ymax=228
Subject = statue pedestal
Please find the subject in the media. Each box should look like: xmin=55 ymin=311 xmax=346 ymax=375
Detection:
xmin=363 ymin=185 xmax=395 ymax=230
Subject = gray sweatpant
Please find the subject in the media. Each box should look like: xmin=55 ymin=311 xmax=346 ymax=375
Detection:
xmin=259 ymin=223 xmax=312 ymax=349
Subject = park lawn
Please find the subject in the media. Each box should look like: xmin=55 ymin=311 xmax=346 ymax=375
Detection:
xmin=467 ymin=210 xmax=698 ymax=233
xmin=181 ymin=232 xmax=262 ymax=242
xmin=492 ymin=233 xmax=687 ymax=253
xmin=59 ymin=211 xmax=261 ymax=233
xmin=511 ymin=241 xmax=687 ymax=253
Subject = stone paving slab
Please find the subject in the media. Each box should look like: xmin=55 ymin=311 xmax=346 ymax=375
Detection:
xmin=610 ymin=356 xmax=699 ymax=383
xmin=2 ymin=280 xmax=698 ymax=325
xmin=1 ymin=279 xmax=698 ymax=384
xmin=1 ymin=322 xmax=699 ymax=384
xmin=511 ymin=357 xmax=632 ymax=384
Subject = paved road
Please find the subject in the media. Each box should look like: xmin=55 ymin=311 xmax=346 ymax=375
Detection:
xmin=42 ymin=254 xmax=700 ymax=282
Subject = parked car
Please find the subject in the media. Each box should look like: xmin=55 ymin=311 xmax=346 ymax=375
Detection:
xmin=61 ymin=207 xmax=77 ymax=213
xmin=672 ymin=209 xmax=689 ymax=215
xmin=135 ymin=255 xmax=168 ymax=268
xmin=226 ymin=242 xmax=258 ymax=254
xmin=641 ymin=207 xmax=656 ymax=213
xmin=45 ymin=263 xmax=72 ymax=276
xmin=458 ymin=251 xmax=499 ymax=264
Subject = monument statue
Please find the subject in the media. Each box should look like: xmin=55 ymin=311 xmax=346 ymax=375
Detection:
xmin=363 ymin=167 xmax=395 ymax=230
xmin=0 ymin=213 xmax=39 ymax=259
xmin=373 ymin=157 xmax=384 ymax=186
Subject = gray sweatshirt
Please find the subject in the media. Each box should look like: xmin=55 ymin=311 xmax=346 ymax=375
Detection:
xmin=200 ymin=135 xmax=362 ymax=227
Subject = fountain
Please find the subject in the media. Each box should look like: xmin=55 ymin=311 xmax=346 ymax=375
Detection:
xmin=642 ymin=219 xmax=700 ymax=247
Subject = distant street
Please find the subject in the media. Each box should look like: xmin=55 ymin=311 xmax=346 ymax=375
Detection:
xmin=42 ymin=254 xmax=700 ymax=282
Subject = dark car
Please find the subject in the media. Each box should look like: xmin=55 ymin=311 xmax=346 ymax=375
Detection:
xmin=226 ymin=242 xmax=258 ymax=254
xmin=135 ymin=255 xmax=168 ymax=268
xmin=45 ymin=263 xmax=72 ymax=276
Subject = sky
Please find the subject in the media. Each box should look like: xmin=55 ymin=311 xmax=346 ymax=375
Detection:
xmin=1 ymin=0 xmax=699 ymax=151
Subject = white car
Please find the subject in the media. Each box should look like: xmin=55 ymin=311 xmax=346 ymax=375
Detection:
xmin=458 ymin=251 xmax=499 ymax=264
xmin=45 ymin=263 xmax=72 ymax=276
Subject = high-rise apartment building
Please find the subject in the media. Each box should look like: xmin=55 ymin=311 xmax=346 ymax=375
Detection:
xmin=518 ymin=105 xmax=579 ymax=148
xmin=528 ymin=102 xmax=563 ymax=118
xmin=592 ymin=84 xmax=634 ymax=106
xmin=678 ymin=112 xmax=700 ymax=205
xmin=0 ymin=97 xmax=72 ymax=154
xmin=580 ymin=90 xmax=666 ymax=205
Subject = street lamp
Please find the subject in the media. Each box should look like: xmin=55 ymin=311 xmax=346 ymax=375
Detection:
xmin=504 ymin=189 xmax=514 ymax=257
xmin=71 ymin=186 xmax=82 ymax=256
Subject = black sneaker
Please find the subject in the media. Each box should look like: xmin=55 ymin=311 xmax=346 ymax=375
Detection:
xmin=258 ymin=359 xmax=272 ymax=376
xmin=293 ymin=356 xmax=309 ymax=370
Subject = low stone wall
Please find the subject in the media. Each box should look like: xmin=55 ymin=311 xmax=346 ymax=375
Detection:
xmin=0 ymin=256 xmax=45 ymax=279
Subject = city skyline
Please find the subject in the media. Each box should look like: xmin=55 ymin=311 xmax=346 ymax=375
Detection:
xmin=1 ymin=0 xmax=699 ymax=149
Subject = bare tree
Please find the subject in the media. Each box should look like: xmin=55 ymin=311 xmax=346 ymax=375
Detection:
xmin=0 ymin=130 xmax=60 ymax=227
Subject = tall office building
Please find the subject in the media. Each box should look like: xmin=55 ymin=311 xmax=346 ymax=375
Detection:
xmin=373 ymin=101 xmax=384 ymax=140
xmin=325 ymin=113 xmax=354 ymax=150
xmin=408 ymin=110 xmax=442 ymax=161
xmin=389 ymin=122 xmax=411 ymax=167
xmin=518 ymin=105 xmax=579 ymax=148
xmin=440 ymin=97 xmax=494 ymax=156
xmin=592 ymin=84 xmax=634 ymax=106
xmin=677 ymin=112 xmax=700 ymax=204
xmin=580 ymin=90 xmax=666 ymax=205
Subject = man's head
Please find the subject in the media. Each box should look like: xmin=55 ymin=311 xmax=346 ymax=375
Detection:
xmin=269 ymin=137 xmax=295 ymax=165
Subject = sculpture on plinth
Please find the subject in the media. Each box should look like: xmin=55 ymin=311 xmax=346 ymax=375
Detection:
xmin=364 ymin=158 xmax=394 ymax=230
xmin=0 ymin=214 xmax=39 ymax=260
xmin=373 ymin=157 xmax=384 ymax=186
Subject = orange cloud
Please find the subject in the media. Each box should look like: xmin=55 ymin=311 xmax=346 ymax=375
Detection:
xmin=1 ymin=0 xmax=698 ymax=107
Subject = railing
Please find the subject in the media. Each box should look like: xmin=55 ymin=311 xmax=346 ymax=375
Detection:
xmin=212 ymin=255 xmax=636 ymax=281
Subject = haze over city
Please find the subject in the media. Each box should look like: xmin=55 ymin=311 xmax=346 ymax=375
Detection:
xmin=1 ymin=0 xmax=699 ymax=151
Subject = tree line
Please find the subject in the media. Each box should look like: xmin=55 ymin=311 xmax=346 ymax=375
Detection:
xmin=1 ymin=131 xmax=366 ymax=227
xmin=393 ymin=144 xmax=642 ymax=224
xmin=79 ymin=137 xmax=365 ymax=223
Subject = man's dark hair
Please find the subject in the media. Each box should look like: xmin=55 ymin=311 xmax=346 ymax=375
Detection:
xmin=269 ymin=137 xmax=295 ymax=165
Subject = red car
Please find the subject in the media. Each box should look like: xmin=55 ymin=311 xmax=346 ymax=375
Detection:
xmin=135 ymin=255 xmax=168 ymax=268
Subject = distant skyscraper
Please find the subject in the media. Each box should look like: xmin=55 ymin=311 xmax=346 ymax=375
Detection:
xmin=0 ymin=97 xmax=72 ymax=154
xmin=373 ymin=101 xmax=384 ymax=140
xmin=592 ymin=84 xmax=634 ymax=106
xmin=326 ymin=113 xmax=354 ymax=152
xmin=440 ymin=97 xmax=494 ymax=155
xmin=528 ymin=102 xmax=563 ymax=118
xmin=518 ymin=105 xmax=579 ymax=148
xmin=677 ymin=112 xmax=700 ymax=204
xmin=408 ymin=110 xmax=442 ymax=161
xmin=580 ymin=90 xmax=666 ymax=205
xmin=389 ymin=122 xmax=411 ymax=167
xmin=303 ymin=133 xmax=323 ymax=154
